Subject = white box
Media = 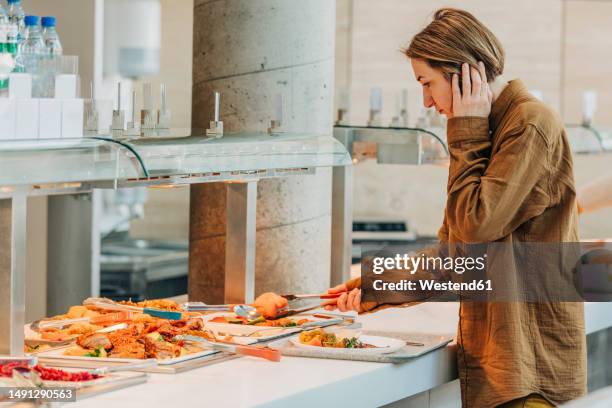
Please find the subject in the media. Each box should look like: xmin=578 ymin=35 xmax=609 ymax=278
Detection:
xmin=15 ymin=99 xmax=40 ymax=140
xmin=0 ymin=99 xmax=16 ymax=140
xmin=38 ymin=98 xmax=62 ymax=139
xmin=96 ymin=99 xmax=113 ymax=132
xmin=55 ymin=74 xmax=79 ymax=99
xmin=9 ymin=73 xmax=32 ymax=99
xmin=61 ymin=99 xmax=84 ymax=138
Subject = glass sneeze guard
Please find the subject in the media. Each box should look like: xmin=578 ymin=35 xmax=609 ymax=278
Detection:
xmin=0 ymin=129 xmax=351 ymax=188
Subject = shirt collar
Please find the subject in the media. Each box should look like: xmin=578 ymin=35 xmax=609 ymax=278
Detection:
xmin=489 ymin=79 xmax=531 ymax=130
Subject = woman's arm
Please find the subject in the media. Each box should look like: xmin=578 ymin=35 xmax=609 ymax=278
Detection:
xmin=326 ymin=219 xmax=451 ymax=313
xmin=445 ymin=118 xmax=551 ymax=242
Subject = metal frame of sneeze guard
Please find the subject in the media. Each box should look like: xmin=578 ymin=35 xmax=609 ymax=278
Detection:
xmin=0 ymin=129 xmax=351 ymax=357
xmin=330 ymin=125 xmax=449 ymax=286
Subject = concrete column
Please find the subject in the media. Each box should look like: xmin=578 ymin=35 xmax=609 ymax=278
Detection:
xmin=189 ymin=0 xmax=335 ymax=302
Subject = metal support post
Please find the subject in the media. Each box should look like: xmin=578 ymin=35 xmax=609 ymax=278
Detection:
xmin=331 ymin=165 xmax=353 ymax=286
xmin=224 ymin=181 xmax=257 ymax=304
xmin=0 ymin=194 xmax=27 ymax=356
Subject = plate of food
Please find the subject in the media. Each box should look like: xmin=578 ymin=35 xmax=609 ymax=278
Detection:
xmin=289 ymin=328 xmax=405 ymax=355
xmin=37 ymin=316 xmax=219 ymax=365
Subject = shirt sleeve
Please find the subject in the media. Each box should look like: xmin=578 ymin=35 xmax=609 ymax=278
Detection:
xmin=445 ymin=117 xmax=551 ymax=243
xmin=347 ymin=224 xmax=451 ymax=314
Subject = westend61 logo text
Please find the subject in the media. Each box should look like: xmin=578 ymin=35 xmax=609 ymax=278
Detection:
xmin=371 ymin=253 xmax=487 ymax=275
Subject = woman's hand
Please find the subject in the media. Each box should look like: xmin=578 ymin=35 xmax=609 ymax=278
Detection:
xmin=252 ymin=292 xmax=288 ymax=319
xmin=321 ymin=284 xmax=363 ymax=313
xmin=452 ymin=61 xmax=492 ymax=118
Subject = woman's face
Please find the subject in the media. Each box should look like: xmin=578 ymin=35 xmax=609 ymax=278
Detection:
xmin=410 ymin=58 xmax=454 ymax=118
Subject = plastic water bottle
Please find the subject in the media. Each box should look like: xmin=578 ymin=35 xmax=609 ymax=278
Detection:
xmin=41 ymin=16 xmax=62 ymax=55
xmin=19 ymin=15 xmax=45 ymax=58
xmin=18 ymin=15 xmax=45 ymax=95
xmin=7 ymin=0 xmax=25 ymax=40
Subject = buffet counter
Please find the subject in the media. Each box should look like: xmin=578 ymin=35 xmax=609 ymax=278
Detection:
xmin=67 ymin=302 xmax=612 ymax=408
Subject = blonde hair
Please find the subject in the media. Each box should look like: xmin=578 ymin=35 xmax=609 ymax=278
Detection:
xmin=405 ymin=8 xmax=505 ymax=82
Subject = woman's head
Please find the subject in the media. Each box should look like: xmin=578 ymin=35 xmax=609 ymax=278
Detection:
xmin=405 ymin=8 xmax=505 ymax=117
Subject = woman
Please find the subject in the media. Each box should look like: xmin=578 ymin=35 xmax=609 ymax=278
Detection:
xmin=323 ymin=8 xmax=586 ymax=408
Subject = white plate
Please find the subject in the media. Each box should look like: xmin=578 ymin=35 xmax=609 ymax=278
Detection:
xmin=289 ymin=334 xmax=405 ymax=355
xmin=36 ymin=345 xmax=218 ymax=365
xmin=201 ymin=313 xmax=338 ymax=337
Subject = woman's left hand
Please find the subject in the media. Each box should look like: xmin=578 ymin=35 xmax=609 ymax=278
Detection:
xmin=452 ymin=61 xmax=492 ymax=118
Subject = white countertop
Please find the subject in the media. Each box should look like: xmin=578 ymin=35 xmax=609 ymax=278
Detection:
xmin=69 ymin=302 xmax=612 ymax=408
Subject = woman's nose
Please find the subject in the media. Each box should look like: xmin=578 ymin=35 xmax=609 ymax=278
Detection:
xmin=422 ymin=90 xmax=434 ymax=108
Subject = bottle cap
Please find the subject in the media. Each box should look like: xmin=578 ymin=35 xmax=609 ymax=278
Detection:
xmin=7 ymin=0 xmax=21 ymax=4
xmin=41 ymin=17 xmax=56 ymax=27
xmin=24 ymin=16 xmax=39 ymax=26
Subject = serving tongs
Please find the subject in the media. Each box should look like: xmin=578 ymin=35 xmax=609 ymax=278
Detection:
xmin=182 ymin=302 xmax=237 ymax=312
xmin=174 ymin=335 xmax=281 ymax=362
xmin=30 ymin=311 xmax=134 ymax=333
xmin=280 ymin=293 xmax=342 ymax=301
xmin=83 ymin=297 xmax=183 ymax=320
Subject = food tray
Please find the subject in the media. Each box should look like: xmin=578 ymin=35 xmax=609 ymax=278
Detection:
xmin=0 ymin=370 xmax=148 ymax=402
xmin=270 ymin=332 xmax=454 ymax=363
xmin=38 ymin=352 xmax=240 ymax=374
xmin=36 ymin=345 xmax=218 ymax=366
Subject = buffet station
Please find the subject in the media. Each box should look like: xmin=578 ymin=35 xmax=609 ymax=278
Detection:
xmin=0 ymin=125 xmax=460 ymax=405
xmin=1 ymin=125 xmax=612 ymax=407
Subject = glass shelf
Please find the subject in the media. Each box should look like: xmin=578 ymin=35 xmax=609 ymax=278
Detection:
xmin=0 ymin=129 xmax=351 ymax=189
xmin=333 ymin=125 xmax=449 ymax=166
xmin=566 ymin=125 xmax=607 ymax=154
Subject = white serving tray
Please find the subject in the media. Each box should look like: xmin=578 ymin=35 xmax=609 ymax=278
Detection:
xmin=289 ymin=334 xmax=405 ymax=355
xmin=270 ymin=332 xmax=454 ymax=362
xmin=0 ymin=370 xmax=148 ymax=402
xmin=36 ymin=345 xmax=218 ymax=366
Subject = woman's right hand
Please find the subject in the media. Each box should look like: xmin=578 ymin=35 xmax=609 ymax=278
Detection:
xmin=321 ymin=283 xmax=363 ymax=313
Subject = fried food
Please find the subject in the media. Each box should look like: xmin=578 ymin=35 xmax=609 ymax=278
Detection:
xmin=66 ymin=323 xmax=102 ymax=335
xmin=144 ymin=333 xmax=181 ymax=359
xmin=77 ymin=333 xmax=112 ymax=350
xmin=66 ymin=316 xmax=212 ymax=360
xmin=40 ymin=329 xmax=75 ymax=342
xmin=66 ymin=306 xmax=88 ymax=319
xmin=132 ymin=313 xmax=157 ymax=324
